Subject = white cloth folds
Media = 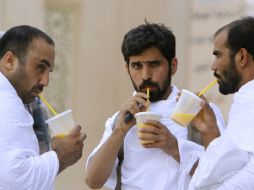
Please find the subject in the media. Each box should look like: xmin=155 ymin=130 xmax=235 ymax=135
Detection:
xmin=87 ymin=86 xmax=225 ymax=190
xmin=188 ymin=79 xmax=254 ymax=190
xmin=0 ymin=72 xmax=59 ymax=190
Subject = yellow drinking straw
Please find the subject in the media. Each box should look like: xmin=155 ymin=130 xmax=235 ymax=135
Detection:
xmin=146 ymin=87 xmax=150 ymax=111
xmin=38 ymin=94 xmax=58 ymax=116
xmin=198 ymin=79 xmax=218 ymax=97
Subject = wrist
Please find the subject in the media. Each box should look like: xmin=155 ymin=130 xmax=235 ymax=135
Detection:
xmin=201 ymin=126 xmax=220 ymax=148
xmin=203 ymin=125 xmax=220 ymax=138
xmin=54 ymin=151 xmax=67 ymax=173
xmin=164 ymin=138 xmax=180 ymax=162
xmin=113 ymin=124 xmax=129 ymax=137
xmin=170 ymin=148 xmax=180 ymax=162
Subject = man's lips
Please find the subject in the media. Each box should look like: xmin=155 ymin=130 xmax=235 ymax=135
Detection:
xmin=32 ymin=89 xmax=42 ymax=96
xmin=141 ymin=88 xmax=153 ymax=94
xmin=143 ymin=86 xmax=157 ymax=90
xmin=214 ymin=75 xmax=222 ymax=82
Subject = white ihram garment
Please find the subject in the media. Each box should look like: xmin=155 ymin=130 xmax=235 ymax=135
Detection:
xmin=188 ymin=79 xmax=254 ymax=190
xmin=0 ymin=72 xmax=59 ymax=190
xmin=87 ymin=86 xmax=225 ymax=190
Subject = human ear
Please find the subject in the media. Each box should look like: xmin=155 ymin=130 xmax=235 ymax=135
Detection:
xmin=125 ymin=63 xmax=130 ymax=74
xmin=235 ymin=48 xmax=248 ymax=68
xmin=170 ymin=57 xmax=178 ymax=75
xmin=3 ymin=51 xmax=18 ymax=71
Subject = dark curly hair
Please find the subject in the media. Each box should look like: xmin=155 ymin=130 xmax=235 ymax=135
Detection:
xmin=121 ymin=21 xmax=175 ymax=65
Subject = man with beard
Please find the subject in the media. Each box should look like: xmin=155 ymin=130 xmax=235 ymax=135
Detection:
xmin=0 ymin=25 xmax=86 ymax=190
xmin=27 ymin=97 xmax=51 ymax=154
xmin=187 ymin=17 xmax=254 ymax=190
xmin=0 ymin=31 xmax=50 ymax=155
xmin=85 ymin=22 xmax=225 ymax=190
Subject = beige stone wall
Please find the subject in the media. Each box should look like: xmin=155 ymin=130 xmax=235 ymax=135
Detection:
xmin=188 ymin=0 xmax=246 ymax=119
xmin=0 ymin=0 xmax=252 ymax=189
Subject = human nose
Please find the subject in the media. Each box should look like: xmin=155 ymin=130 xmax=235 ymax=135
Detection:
xmin=141 ymin=65 xmax=152 ymax=80
xmin=211 ymin=60 xmax=217 ymax=72
xmin=40 ymin=72 xmax=49 ymax=87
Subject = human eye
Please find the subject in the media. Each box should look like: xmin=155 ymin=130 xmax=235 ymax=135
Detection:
xmin=149 ymin=60 xmax=161 ymax=67
xmin=213 ymin=50 xmax=221 ymax=58
xmin=36 ymin=63 xmax=47 ymax=73
xmin=130 ymin=62 xmax=142 ymax=70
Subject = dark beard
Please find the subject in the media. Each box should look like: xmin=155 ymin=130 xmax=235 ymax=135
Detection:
xmin=130 ymin=75 xmax=171 ymax=102
xmin=214 ymin=56 xmax=241 ymax=95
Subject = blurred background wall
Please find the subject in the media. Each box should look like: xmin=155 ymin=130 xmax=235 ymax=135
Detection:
xmin=0 ymin=0 xmax=253 ymax=189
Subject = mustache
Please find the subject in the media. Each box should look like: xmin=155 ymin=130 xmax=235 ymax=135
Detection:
xmin=32 ymin=85 xmax=44 ymax=93
xmin=139 ymin=80 xmax=158 ymax=90
xmin=214 ymin=72 xmax=221 ymax=79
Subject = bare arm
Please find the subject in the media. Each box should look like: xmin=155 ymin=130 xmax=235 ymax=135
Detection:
xmin=85 ymin=121 xmax=129 ymax=189
xmin=85 ymin=92 xmax=148 ymax=189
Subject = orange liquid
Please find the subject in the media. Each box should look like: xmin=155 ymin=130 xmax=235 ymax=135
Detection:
xmin=54 ymin=134 xmax=66 ymax=138
xmin=171 ymin=113 xmax=195 ymax=127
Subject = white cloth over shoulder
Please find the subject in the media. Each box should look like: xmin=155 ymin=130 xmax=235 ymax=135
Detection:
xmin=87 ymin=86 xmax=225 ymax=190
xmin=0 ymin=72 xmax=59 ymax=190
xmin=188 ymin=79 xmax=254 ymax=190
xmin=188 ymin=134 xmax=250 ymax=190
xmin=177 ymin=103 xmax=225 ymax=190
xmin=0 ymin=31 xmax=4 ymax=38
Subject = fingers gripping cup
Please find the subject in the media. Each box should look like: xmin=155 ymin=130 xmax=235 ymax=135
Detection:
xmin=46 ymin=109 xmax=75 ymax=137
xmin=135 ymin=112 xmax=162 ymax=144
xmin=171 ymin=89 xmax=202 ymax=127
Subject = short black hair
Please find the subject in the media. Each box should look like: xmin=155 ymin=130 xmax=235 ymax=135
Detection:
xmin=0 ymin=25 xmax=54 ymax=63
xmin=215 ymin=16 xmax=254 ymax=58
xmin=121 ymin=21 xmax=175 ymax=64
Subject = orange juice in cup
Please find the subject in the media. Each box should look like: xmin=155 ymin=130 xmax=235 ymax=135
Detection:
xmin=171 ymin=89 xmax=202 ymax=127
xmin=135 ymin=112 xmax=162 ymax=144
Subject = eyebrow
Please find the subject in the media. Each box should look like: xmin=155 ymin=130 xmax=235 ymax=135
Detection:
xmin=146 ymin=60 xmax=162 ymax=64
xmin=130 ymin=61 xmax=141 ymax=65
xmin=41 ymin=60 xmax=53 ymax=71
xmin=213 ymin=50 xmax=221 ymax=55
xmin=130 ymin=59 xmax=162 ymax=64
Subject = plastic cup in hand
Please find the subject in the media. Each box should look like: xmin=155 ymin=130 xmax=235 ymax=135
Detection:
xmin=135 ymin=112 xmax=162 ymax=144
xmin=46 ymin=109 xmax=75 ymax=137
xmin=171 ymin=89 xmax=202 ymax=127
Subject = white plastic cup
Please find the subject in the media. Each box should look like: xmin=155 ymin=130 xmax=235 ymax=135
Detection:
xmin=46 ymin=109 xmax=75 ymax=137
xmin=135 ymin=112 xmax=162 ymax=144
xmin=171 ymin=89 xmax=202 ymax=127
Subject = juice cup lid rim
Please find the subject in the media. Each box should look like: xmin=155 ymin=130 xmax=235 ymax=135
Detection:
xmin=46 ymin=109 xmax=72 ymax=123
xmin=181 ymin=89 xmax=202 ymax=102
xmin=135 ymin=112 xmax=162 ymax=118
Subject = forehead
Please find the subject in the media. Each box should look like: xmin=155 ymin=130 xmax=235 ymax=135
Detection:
xmin=28 ymin=37 xmax=55 ymax=54
xmin=26 ymin=37 xmax=55 ymax=66
xmin=214 ymin=30 xmax=228 ymax=50
xmin=129 ymin=47 xmax=166 ymax=62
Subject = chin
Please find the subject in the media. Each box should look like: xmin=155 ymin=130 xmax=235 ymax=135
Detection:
xmin=23 ymin=97 xmax=35 ymax=104
xmin=219 ymin=87 xmax=236 ymax=95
